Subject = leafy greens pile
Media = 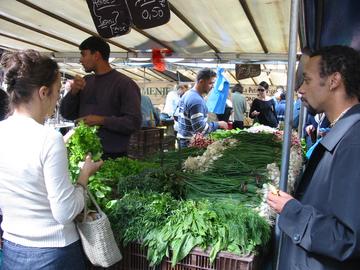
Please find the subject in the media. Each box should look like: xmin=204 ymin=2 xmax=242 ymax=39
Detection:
xmin=111 ymin=191 xmax=270 ymax=266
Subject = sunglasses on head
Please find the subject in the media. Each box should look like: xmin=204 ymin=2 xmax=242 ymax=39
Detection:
xmin=258 ymin=88 xmax=265 ymax=92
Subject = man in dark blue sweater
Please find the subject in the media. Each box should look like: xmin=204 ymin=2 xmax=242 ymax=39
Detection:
xmin=60 ymin=36 xmax=141 ymax=159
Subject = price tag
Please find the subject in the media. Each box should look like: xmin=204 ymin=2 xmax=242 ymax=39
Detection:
xmin=235 ymin=64 xmax=261 ymax=80
xmin=126 ymin=0 xmax=171 ymax=29
xmin=86 ymin=0 xmax=131 ymax=38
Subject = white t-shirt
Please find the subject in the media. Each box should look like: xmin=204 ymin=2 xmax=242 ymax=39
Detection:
xmin=0 ymin=115 xmax=84 ymax=247
xmin=163 ymin=91 xmax=180 ymax=116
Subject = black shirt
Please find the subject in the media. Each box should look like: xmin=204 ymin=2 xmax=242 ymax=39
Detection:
xmin=249 ymin=98 xmax=278 ymax=128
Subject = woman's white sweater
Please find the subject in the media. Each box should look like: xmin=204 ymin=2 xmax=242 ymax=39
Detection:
xmin=0 ymin=115 xmax=84 ymax=247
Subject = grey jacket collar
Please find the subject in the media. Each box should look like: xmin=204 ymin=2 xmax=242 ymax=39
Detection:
xmin=320 ymin=103 xmax=360 ymax=152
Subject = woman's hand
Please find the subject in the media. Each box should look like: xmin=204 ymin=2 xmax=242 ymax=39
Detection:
xmin=77 ymin=154 xmax=103 ymax=188
xmin=251 ymin=110 xmax=260 ymax=117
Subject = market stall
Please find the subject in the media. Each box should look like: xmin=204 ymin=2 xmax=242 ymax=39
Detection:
xmin=66 ymin=122 xmax=303 ymax=270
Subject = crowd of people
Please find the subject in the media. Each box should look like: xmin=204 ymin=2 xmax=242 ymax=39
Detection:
xmin=1 ymin=35 xmax=360 ymax=269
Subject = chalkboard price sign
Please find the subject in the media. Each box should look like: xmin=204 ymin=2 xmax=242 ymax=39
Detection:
xmin=235 ymin=64 xmax=261 ymax=80
xmin=126 ymin=0 xmax=171 ymax=29
xmin=86 ymin=0 xmax=131 ymax=38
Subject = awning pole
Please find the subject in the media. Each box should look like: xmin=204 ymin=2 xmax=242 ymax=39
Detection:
xmin=275 ymin=0 xmax=300 ymax=269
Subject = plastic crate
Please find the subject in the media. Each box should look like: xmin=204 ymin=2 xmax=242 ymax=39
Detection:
xmin=86 ymin=242 xmax=262 ymax=270
xmin=117 ymin=242 xmax=161 ymax=270
xmin=128 ymin=128 xmax=164 ymax=159
xmin=161 ymin=247 xmax=260 ymax=270
xmin=162 ymin=136 xmax=176 ymax=152
xmin=86 ymin=242 xmax=159 ymax=270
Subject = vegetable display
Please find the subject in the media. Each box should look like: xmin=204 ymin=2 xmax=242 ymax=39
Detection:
xmin=66 ymin=123 xmax=303 ymax=268
xmin=184 ymin=132 xmax=282 ymax=205
xmin=111 ymin=192 xmax=270 ymax=266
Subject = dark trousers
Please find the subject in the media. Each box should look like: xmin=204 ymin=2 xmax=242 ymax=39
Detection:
xmin=233 ymin=121 xmax=244 ymax=130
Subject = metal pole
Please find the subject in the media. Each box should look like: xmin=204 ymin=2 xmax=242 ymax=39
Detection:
xmin=297 ymin=102 xmax=306 ymax=139
xmin=275 ymin=0 xmax=300 ymax=269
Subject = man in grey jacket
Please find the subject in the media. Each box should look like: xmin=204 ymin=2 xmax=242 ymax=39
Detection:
xmin=268 ymin=45 xmax=360 ymax=269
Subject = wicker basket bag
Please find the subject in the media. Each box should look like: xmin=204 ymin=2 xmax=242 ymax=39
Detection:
xmin=76 ymin=189 xmax=122 ymax=268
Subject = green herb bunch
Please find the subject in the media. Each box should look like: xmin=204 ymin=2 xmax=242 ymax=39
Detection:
xmin=66 ymin=121 xmax=102 ymax=180
xmin=89 ymin=157 xmax=158 ymax=210
xmin=110 ymin=191 xmax=179 ymax=244
xmin=209 ymin=128 xmax=244 ymax=140
xmin=117 ymin=167 xmax=185 ymax=199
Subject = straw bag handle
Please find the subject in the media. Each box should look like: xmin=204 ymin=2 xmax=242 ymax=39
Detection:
xmin=82 ymin=188 xmax=103 ymax=223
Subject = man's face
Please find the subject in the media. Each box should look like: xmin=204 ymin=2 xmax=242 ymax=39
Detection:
xmin=80 ymin=49 xmax=96 ymax=73
xmin=200 ymin=76 xmax=216 ymax=94
xmin=299 ymin=56 xmax=330 ymax=114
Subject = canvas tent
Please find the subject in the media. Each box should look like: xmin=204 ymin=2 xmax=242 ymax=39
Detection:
xmin=0 ymin=0 xmax=299 ymax=85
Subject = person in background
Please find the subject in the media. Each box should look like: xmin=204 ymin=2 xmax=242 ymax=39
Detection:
xmin=292 ymin=91 xmax=302 ymax=129
xmin=216 ymin=97 xmax=233 ymax=122
xmin=0 ymin=50 xmax=103 ymax=270
xmin=163 ymin=84 xmax=188 ymax=119
xmin=231 ymin=83 xmax=247 ymax=129
xmin=162 ymin=84 xmax=189 ymax=135
xmin=267 ymin=45 xmax=360 ymax=269
xmin=304 ymin=112 xmax=330 ymax=150
xmin=272 ymin=86 xmax=284 ymax=106
xmin=141 ymin=94 xmax=159 ymax=127
xmin=275 ymin=92 xmax=286 ymax=123
xmin=249 ymin=81 xmax=278 ymax=128
xmin=60 ymin=36 xmax=141 ymax=160
xmin=177 ymin=68 xmax=228 ymax=148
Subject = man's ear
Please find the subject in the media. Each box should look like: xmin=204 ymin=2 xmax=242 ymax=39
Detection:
xmin=330 ymin=72 xmax=342 ymax=90
xmin=38 ymin=86 xmax=49 ymax=100
xmin=94 ymin=51 xmax=102 ymax=61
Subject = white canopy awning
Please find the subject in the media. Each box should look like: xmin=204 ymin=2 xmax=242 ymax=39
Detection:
xmin=0 ymin=0 xmax=300 ymax=85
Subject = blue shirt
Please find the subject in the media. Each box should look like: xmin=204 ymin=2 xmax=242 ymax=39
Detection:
xmin=276 ymin=100 xmax=286 ymax=121
xmin=177 ymin=89 xmax=219 ymax=140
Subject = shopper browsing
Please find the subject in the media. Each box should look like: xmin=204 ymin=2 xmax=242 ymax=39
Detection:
xmin=231 ymin=83 xmax=247 ymax=129
xmin=267 ymin=45 xmax=360 ymax=269
xmin=0 ymin=50 xmax=103 ymax=270
xmin=249 ymin=81 xmax=278 ymax=128
xmin=176 ymin=68 xmax=228 ymax=148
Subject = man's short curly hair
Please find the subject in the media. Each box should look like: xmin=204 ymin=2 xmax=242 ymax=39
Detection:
xmin=79 ymin=36 xmax=110 ymax=61
xmin=196 ymin=68 xmax=216 ymax=82
xmin=311 ymin=45 xmax=360 ymax=99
